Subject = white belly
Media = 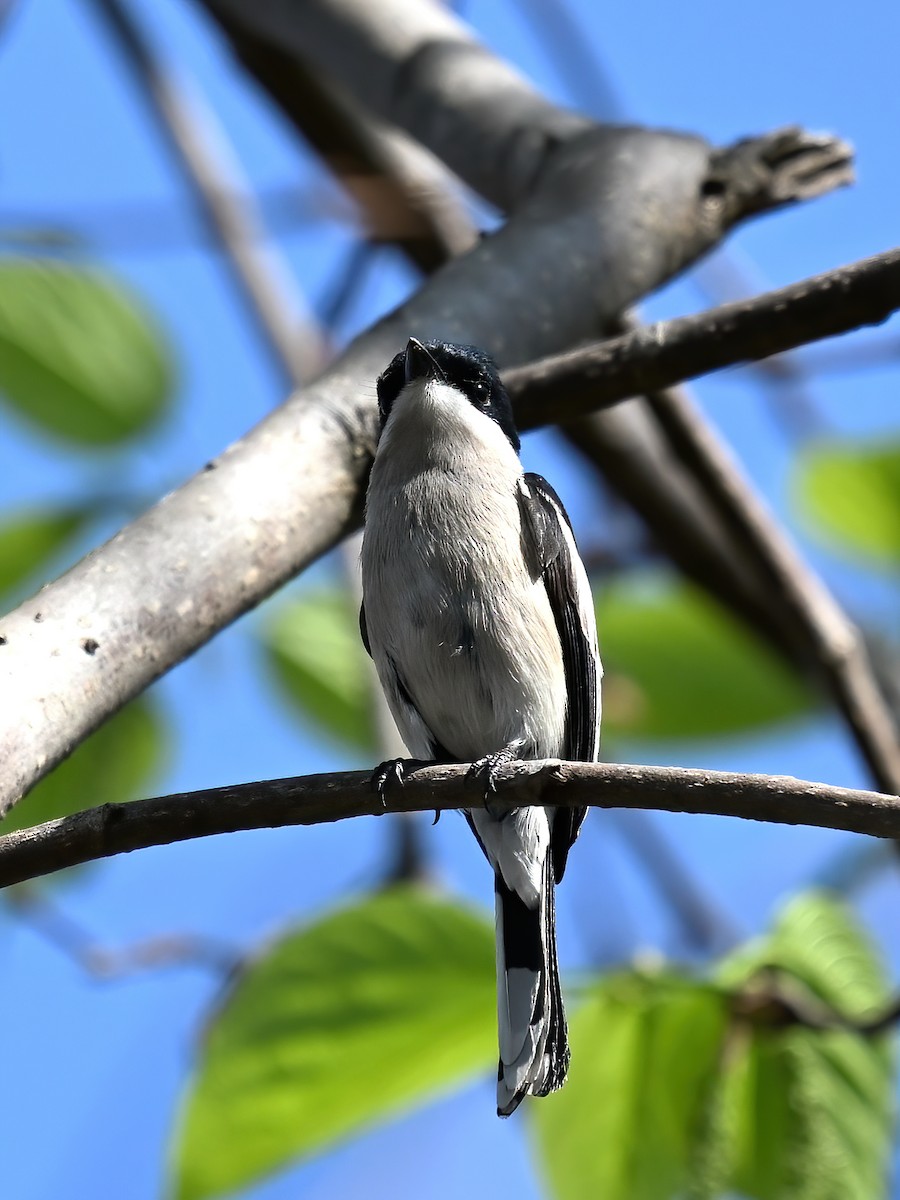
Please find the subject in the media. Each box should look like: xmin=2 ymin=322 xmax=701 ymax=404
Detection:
xmin=362 ymin=459 xmax=567 ymax=763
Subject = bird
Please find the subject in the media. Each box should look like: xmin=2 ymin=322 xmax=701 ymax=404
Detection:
xmin=359 ymin=337 xmax=601 ymax=1116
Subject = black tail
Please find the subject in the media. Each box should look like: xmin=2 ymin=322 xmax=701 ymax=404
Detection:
xmin=495 ymin=858 xmax=569 ymax=1117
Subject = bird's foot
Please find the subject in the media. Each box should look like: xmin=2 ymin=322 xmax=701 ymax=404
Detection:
xmin=371 ymin=758 xmax=408 ymax=809
xmin=371 ymin=757 xmax=437 ymax=815
xmin=467 ymin=740 xmax=526 ymax=817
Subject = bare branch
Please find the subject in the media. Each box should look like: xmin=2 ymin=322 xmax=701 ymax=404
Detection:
xmin=644 ymin=384 xmax=900 ymax=795
xmin=731 ymin=968 xmax=900 ymax=1037
xmin=7 ymin=886 xmax=238 ymax=978
xmin=507 ymin=247 xmax=900 ymax=428
xmin=0 ymin=762 xmax=897 ymax=889
xmin=88 ymin=0 xmax=325 ymax=385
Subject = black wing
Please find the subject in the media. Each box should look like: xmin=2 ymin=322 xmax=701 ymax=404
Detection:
xmin=518 ymin=473 xmax=601 ymax=882
xmin=359 ymin=601 xmax=371 ymax=658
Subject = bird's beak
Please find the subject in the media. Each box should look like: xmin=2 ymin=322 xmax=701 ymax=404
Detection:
xmin=405 ymin=337 xmax=443 ymax=384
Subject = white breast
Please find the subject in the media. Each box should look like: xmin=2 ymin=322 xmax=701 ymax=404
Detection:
xmin=361 ymin=379 xmax=567 ymax=763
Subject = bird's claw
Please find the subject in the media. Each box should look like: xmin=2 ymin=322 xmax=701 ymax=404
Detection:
xmin=467 ymin=741 xmax=524 ymax=817
xmin=371 ymin=758 xmax=407 ymax=809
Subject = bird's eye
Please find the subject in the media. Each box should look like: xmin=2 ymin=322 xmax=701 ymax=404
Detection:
xmin=472 ymin=380 xmax=489 ymax=405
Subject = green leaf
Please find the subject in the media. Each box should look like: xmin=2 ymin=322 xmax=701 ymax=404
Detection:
xmin=261 ymin=590 xmax=376 ymax=754
xmin=0 ymin=696 xmax=167 ymax=834
xmin=793 ymin=441 xmax=900 ymax=566
xmin=717 ymin=891 xmax=894 ymax=1200
xmin=0 ymin=258 xmax=173 ymax=445
xmin=171 ymin=888 xmax=495 ymax=1200
xmin=535 ymin=894 xmax=893 ymax=1200
xmin=714 ymin=1024 xmax=894 ymax=1200
xmin=596 ymin=574 xmax=816 ymax=742
xmin=718 ymin=890 xmax=889 ymax=1018
xmin=696 ymin=1028 xmax=799 ymax=1199
xmin=0 ymin=506 xmax=91 ymax=600
xmin=534 ymin=972 xmax=730 ymax=1200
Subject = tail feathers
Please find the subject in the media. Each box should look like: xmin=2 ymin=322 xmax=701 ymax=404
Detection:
xmin=495 ymin=861 xmax=569 ymax=1117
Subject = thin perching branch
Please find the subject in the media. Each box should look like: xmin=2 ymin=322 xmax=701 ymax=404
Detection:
xmin=0 ymin=761 xmax=897 ymax=889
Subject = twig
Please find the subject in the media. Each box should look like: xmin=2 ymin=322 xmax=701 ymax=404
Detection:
xmin=7 ymin=886 xmax=238 ymax=978
xmin=0 ymin=186 xmax=342 ymax=255
xmin=0 ymin=761 xmax=897 ymax=889
xmin=645 ymin=383 xmax=900 ymax=795
xmin=317 ymin=241 xmax=379 ymax=329
xmin=797 ymin=335 xmax=900 ymax=378
xmin=87 ymin=0 xmax=325 ymax=386
xmin=693 ymin=249 xmax=830 ymax=442
xmin=731 ymin=967 xmax=900 ymax=1037
xmin=506 ymin=247 xmax=900 ymax=428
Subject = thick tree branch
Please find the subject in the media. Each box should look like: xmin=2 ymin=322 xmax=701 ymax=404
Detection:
xmin=0 ymin=762 xmax=896 ymax=888
xmin=507 ymin=247 xmax=900 ymax=426
xmin=200 ymin=0 xmax=593 ymax=212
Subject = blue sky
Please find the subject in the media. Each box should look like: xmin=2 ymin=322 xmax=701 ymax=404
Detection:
xmin=0 ymin=1 xmax=898 ymax=1198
